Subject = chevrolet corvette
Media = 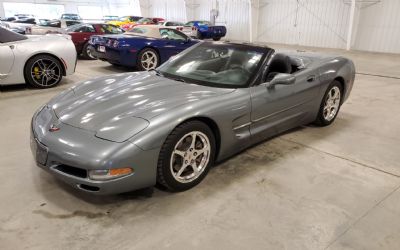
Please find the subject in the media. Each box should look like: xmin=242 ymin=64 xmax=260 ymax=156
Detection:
xmin=31 ymin=41 xmax=355 ymax=194
xmin=89 ymin=25 xmax=198 ymax=70
xmin=0 ymin=27 xmax=76 ymax=88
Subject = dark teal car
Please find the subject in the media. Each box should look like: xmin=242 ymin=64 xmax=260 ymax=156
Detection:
xmin=88 ymin=25 xmax=199 ymax=70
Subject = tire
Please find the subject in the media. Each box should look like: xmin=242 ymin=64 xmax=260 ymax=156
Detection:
xmin=213 ymin=37 xmax=221 ymax=41
xmin=314 ymin=80 xmax=343 ymax=126
xmin=157 ymin=121 xmax=216 ymax=192
xmin=136 ymin=48 xmax=159 ymax=71
xmin=24 ymin=55 xmax=63 ymax=88
xmin=196 ymin=31 xmax=203 ymax=39
xmin=82 ymin=42 xmax=96 ymax=60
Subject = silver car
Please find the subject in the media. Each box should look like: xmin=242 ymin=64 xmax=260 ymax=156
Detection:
xmin=31 ymin=42 xmax=355 ymax=194
xmin=0 ymin=27 xmax=76 ymax=88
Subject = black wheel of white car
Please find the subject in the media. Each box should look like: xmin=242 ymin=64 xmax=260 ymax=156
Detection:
xmin=25 ymin=55 xmax=63 ymax=88
xmin=157 ymin=121 xmax=216 ymax=192
xmin=82 ymin=42 xmax=96 ymax=60
xmin=315 ymin=80 xmax=343 ymax=126
xmin=137 ymin=48 xmax=159 ymax=71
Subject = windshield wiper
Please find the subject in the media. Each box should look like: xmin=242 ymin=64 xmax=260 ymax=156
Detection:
xmin=151 ymin=69 xmax=164 ymax=77
xmin=174 ymin=78 xmax=186 ymax=83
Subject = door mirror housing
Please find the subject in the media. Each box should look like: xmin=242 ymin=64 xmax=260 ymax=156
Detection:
xmin=265 ymin=73 xmax=295 ymax=88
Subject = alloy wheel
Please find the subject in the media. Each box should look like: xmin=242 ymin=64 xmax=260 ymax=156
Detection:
xmin=30 ymin=59 xmax=61 ymax=87
xmin=323 ymin=86 xmax=341 ymax=121
xmin=140 ymin=51 xmax=158 ymax=70
xmin=170 ymin=131 xmax=211 ymax=183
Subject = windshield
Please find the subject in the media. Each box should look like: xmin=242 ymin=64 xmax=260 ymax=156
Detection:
xmin=0 ymin=27 xmax=28 ymax=43
xmin=39 ymin=19 xmax=60 ymax=27
xmin=158 ymin=43 xmax=267 ymax=88
xmin=62 ymin=14 xmax=80 ymax=20
xmin=137 ymin=18 xmax=152 ymax=24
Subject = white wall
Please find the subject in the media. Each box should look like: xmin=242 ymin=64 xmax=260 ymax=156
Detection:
xmin=257 ymin=0 xmax=351 ymax=49
xmin=0 ymin=0 xmax=141 ymax=19
xmin=2 ymin=0 xmax=399 ymax=53
xmin=140 ymin=0 xmax=186 ymax=22
xmin=352 ymin=0 xmax=400 ymax=54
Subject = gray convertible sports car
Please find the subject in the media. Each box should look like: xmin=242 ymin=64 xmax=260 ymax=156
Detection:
xmin=31 ymin=42 xmax=355 ymax=194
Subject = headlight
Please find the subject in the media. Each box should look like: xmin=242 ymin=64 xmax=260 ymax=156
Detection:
xmin=89 ymin=168 xmax=133 ymax=180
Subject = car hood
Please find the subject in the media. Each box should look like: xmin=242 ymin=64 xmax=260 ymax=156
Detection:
xmin=52 ymin=72 xmax=234 ymax=132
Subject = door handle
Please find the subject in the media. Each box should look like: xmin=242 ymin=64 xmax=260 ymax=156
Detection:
xmin=9 ymin=45 xmax=15 ymax=49
xmin=307 ymin=75 xmax=316 ymax=82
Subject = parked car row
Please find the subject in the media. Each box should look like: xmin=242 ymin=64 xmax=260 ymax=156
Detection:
xmin=0 ymin=11 xmax=228 ymax=89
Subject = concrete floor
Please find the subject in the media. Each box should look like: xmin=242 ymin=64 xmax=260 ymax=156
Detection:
xmin=1 ymin=46 xmax=400 ymax=250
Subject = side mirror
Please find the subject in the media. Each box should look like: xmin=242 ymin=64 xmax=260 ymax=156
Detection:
xmin=265 ymin=73 xmax=295 ymax=88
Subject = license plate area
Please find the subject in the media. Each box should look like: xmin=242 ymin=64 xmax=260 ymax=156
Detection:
xmin=98 ymin=46 xmax=105 ymax=52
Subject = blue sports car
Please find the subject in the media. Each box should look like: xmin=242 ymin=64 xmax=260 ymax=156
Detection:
xmin=182 ymin=21 xmax=227 ymax=41
xmin=89 ymin=25 xmax=199 ymax=70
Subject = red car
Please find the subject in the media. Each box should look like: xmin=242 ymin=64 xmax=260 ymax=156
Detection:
xmin=66 ymin=23 xmax=124 ymax=59
xmin=121 ymin=17 xmax=165 ymax=31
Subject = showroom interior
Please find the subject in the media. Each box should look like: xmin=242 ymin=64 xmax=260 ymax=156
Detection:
xmin=0 ymin=0 xmax=400 ymax=249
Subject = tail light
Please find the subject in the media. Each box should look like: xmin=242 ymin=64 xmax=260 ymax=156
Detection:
xmin=191 ymin=27 xmax=197 ymax=31
xmin=176 ymin=27 xmax=183 ymax=31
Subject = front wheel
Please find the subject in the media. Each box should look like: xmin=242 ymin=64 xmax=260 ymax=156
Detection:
xmin=24 ymin=55 xmax=63 ymax=88
xmin=314 ymin=80 xmax=343 ymax=126
xmin=212 ymin=37 xmax=221 ymax=41
xmin=136 ymin=48 xmax=159 ymax=71
xmin=157 ymin=121 xmax=216 ymax=192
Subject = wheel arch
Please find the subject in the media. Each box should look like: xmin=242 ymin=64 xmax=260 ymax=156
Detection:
xmin=174 ymin=116 xmax=221 ymax=160
xmin=23 ymin=53 xmax=67 ymax=80
xmin=140 ymin=46 xmax=161 ymax=59
xmin=333 ymin=76 xmax=345 ymax=103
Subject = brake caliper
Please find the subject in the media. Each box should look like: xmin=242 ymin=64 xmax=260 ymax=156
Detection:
xmin=34 ymin=67 xmax=40 ymax=79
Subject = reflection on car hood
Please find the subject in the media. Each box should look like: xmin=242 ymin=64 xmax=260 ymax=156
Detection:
xmin=53 ymin=72 xmax=234 ymax=132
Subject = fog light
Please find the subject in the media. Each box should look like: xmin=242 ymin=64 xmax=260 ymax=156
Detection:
xmin=89 ymin=168 xmax=133 ymax=180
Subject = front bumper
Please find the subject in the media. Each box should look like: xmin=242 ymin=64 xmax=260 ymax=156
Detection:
xmin=30 ymin=106 xmax=159 ymax=195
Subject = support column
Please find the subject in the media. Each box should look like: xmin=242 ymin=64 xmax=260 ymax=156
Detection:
xmin=346 ymin=0 xmax=356 ymax=50
xmin=0 ymin=2 xmax=5 ymax=18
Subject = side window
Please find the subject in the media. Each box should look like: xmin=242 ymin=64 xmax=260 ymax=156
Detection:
xmin=159 ymin=29 xmax=187 ymax=41
xmin=66 ymin=21 xmax=83 ymax=27
xmin=75 ymin=24 xmax=95 ymax=32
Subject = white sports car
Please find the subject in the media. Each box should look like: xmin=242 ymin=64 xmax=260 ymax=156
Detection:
xmin=0 ymin=27 xmax=76 ymax=88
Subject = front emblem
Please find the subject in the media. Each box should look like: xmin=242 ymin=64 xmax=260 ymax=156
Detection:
xmin=49 ymin=124 xmax=60 ymax=132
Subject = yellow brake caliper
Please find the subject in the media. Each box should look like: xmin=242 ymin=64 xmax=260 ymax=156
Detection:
xmin=34 ymin=67 xmax=41 ymax=79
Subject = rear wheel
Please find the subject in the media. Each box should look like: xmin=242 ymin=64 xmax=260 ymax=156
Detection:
xmin=82 ymin=42 xmax=96 ymax=60
xmin=137 ymin=48 xmax=159 ymax=71
xmin=24 ymin=55 xmax=63 ymax=88
xmin=212 ymin=37 xmax=221 ymax=41
xmin=314 ymin=80 xmax=343 ymax=126
xmin=157 ymin=121 xmax=216 ymax=192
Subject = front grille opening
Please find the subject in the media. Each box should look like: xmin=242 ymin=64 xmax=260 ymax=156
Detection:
xmin=54 ymin=165 xmax=87 ymax=178
xmin=78 ymin=184 xmax=100 ymax=192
